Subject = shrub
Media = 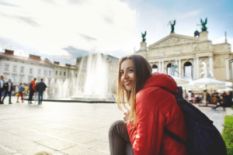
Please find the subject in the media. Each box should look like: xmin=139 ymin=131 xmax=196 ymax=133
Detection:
xmin=223 ymin=115 xmax=233 ymax=155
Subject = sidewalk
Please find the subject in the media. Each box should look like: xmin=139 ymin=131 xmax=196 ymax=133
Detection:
xmin=0 ymin=100 xmax=230 ymax=155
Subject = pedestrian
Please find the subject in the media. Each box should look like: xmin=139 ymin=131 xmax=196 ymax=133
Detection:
xmin=28 ymin=78 xmax=36 ymax=104
xmin=108 ymin=55 xmax=187 ymax=155
xmin=212 ymin=91 xmax=232 ymax=110
xmin=203 ymin=90 xmax=211 ymax=105
xmin=16 ymin=83 xmax=25 ymax=103
xmin=0 ymin=75 xmax=4 ymax=104
xmin=1 ymin=79 xmax=14 ymax=104
xmin=36 ymin=78 xmax=47 ymax=105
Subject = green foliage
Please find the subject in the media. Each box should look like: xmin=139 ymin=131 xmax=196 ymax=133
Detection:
xmin=223 ymin=115 xmax=233 ymax=155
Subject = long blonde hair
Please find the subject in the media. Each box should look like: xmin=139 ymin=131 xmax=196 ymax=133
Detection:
xmin=116 ymin=55 xmax=152 ymax=124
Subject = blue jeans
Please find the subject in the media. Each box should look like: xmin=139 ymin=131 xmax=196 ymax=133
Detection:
xmin=2 ymin=91 xmax=12 ymax=104
xmin=38 ymin=92 xmax=44 ymax=104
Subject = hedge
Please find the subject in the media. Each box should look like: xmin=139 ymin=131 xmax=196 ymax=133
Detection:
xmin=223 ymin=115 xmax=233 ymax=155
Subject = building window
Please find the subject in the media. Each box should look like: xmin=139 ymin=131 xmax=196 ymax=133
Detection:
xmin=44 ymin=70 xmax=47 ymax=76
xmin=13 ymin=65 xmax=17 ymax=73
xmin=167 ymin=63 xmax=178 ymax=76
xmin=64 ymin=72 xmax=66 ymax=76
xmin=4 ymin=64 xmax=9 ymax=72
xmin=20 ymin=66 xmax=24 ymax=73
xmin=38 ymin=69 xmax=41 ymax=75
xmin=167 ymin=63 xmax=172 ymax=75
xmin=49 ymin=70 xmax=51 ymax=76
xmin=152 ymin=64 xmax=158 ymax=73
xmin=183 ymin=62 xmax=192 ymax=79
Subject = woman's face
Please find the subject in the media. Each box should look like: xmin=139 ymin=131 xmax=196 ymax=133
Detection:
xmin=120 ymin=59 xmax=136 ymax=91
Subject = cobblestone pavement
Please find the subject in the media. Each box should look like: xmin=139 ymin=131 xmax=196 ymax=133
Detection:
xmin=0 ymin=100 xmax=231 ymax=155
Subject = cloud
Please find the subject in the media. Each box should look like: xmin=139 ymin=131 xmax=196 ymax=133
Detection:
xmin=0 ymin=1 xmax=18 ymax=7
xmin=0 ymin=0 xmax=137 ymax=60
xmin=0 ymin=37 xmax=34 ymax=52
xmin=0 ymin=10 xmax=39 ymax=27
xmin=16 ymin=16 xmax=39 ymax=26
xmin=78 ymin=33 xmax=97 ymax=42
xmin=67 ymin=0 xmax=86 ymax=5
xmin=63 ymin=46 xmax=89 ymax=58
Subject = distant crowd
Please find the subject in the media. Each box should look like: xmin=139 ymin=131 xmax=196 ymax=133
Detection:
xmin=185 ymin=89 xmax=233 ymax=110
xmin=0 ymin=75 xmax=47 ymax=105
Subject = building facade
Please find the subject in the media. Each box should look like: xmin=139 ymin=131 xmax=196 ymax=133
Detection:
xmin=136 ymin=31 xmax=233 ymax=82
xmin=0 ymin=49 xmax=78 ymax=98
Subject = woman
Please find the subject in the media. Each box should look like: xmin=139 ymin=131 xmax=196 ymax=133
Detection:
xmin=109 ymin=55 xmax=187 ymax=155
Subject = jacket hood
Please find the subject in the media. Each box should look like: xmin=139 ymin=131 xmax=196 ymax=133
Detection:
xmin=144 ymin=73 xmax=177 ymax=93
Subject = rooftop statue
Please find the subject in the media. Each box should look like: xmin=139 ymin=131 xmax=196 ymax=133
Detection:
xmin=169 ymin=20 xmax=176 ymax=33
xmin=200 ymin=18 xmax=208 ymax=32
xmin=141 ymin=31 xmax=147 ymax=42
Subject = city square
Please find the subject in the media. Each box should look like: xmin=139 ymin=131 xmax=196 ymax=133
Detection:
xmin=0 ymin=0 xmax=233 ymax=155
xmin=0 ymin=99 xmax=232 ymax=155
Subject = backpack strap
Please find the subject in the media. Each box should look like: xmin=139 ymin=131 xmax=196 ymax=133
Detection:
xmin=164 ymin=128 xmax=186 ymax=145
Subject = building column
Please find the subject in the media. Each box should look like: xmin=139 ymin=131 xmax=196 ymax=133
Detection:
xmin=161 ymin=61 xmax=164 ymax=73
xmin=209 ymin=56 xmax=213 ymax=78
xmin=194 ymin=57 xmax=199 ymax=79
xmin=158 ymin=60 xmax=161 ymax=72
xmin=178 ymin=59 xmax=182 ymax=78
xmin=225 ymin=58 xmax=230 ymax=80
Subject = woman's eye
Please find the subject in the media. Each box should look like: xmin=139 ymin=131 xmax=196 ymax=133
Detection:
xmin=128 ymin=68 xmax=134 ymax=73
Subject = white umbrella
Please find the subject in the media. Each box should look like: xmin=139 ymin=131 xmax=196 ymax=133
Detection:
xmin=217 ymin=87 xmax=233 ymax=93
xmin=189 ymin=77 xmax=225 ymax=90
xmin=171 ymin=76 xmax=190 ymax=86
xmin=224 ymin=81 xmax=233 ymax=87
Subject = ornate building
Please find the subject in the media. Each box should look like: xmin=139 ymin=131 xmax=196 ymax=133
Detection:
xmin=136 ymin=31 xmax=233 ymax=82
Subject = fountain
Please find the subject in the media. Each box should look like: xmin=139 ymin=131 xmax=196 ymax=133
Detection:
xmin=47 ymin=53 xmax=119 ymax=103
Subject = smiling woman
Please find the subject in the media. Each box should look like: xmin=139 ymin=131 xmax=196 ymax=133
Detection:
xmin=120 ymin=59 xmax=136 ymax=92
xmin=108 ymin=55 xmax=187 ymax=155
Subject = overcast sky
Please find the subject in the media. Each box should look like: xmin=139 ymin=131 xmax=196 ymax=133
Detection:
xmin=0 ymin=0 xmax=232 ymax=64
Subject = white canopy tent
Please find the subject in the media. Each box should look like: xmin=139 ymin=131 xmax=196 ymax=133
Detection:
xmin=217 ymin=87 xmax=233 ymax=93
xmin=189 ymin=77 xmax=225 ymax=90
xmin=171 ymin=76 xmax=190 ymax=86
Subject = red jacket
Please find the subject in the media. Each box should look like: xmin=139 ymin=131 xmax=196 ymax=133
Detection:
xmin=30 ymin=80 xmax=36 ymax=91
xmin=127 ymin=73 xmax=187 ymax=155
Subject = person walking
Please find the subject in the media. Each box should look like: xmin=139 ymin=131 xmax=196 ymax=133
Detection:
xmin=108 ymin=55 xmax=187 ymax=155
xmin=1 ymin=79 xmax=14 ymax=104
xmin=36 ymin=78 xmax=47 ymax=105
xmin=0 ymin=75 xmax=4 ymax=104
xmin=28 ymin=78 xmax=36 ymax=104
xmin=16 ymin=83 xmax=25 ymax=103
xmin=212 ymin=91 xmax=233 ymax=110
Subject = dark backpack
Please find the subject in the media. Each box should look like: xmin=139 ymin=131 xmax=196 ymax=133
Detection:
xmin=161 ymin=87 xmax=227 ymax=155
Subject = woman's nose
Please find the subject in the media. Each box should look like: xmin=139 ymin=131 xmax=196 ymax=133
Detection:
xmin=122 ymin=72 xmax=128 ymax=79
